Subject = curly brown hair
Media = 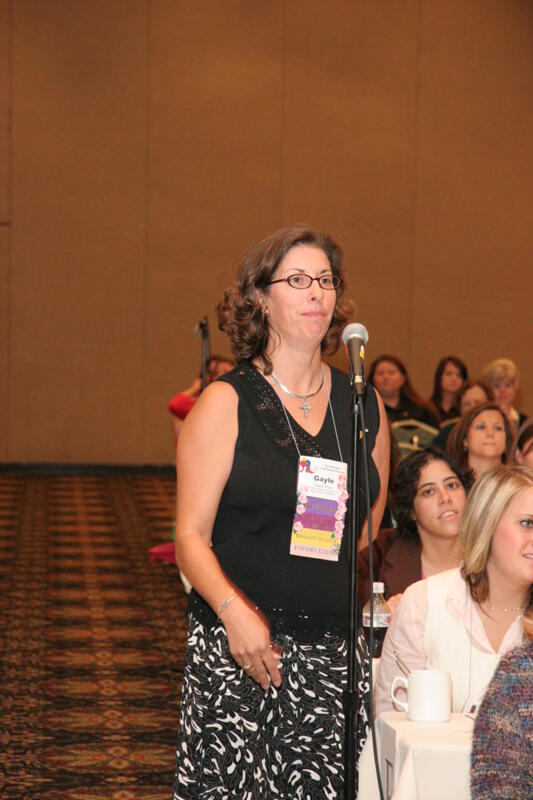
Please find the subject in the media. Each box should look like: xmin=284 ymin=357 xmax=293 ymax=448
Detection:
xmin=216 ymin=226 xmax=354 ymax=374
xmin=391 ymin=446 xmax=473 ymax=541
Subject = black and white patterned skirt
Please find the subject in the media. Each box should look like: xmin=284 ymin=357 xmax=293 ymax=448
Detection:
xmin=172 ymin=614 xmax=370 ymax=799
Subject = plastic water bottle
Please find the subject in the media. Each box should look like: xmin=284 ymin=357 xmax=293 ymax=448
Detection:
xmin=362 ymin=581 xmax=392 ymax=658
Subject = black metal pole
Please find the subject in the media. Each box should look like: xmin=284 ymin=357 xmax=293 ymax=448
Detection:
xmin=200 ymin=335 xmax=208 ymax=390
xmin=197 ymin=317 xmax=210 ymax=390
xmin=343 ymin=389 xmax=363 ymax=799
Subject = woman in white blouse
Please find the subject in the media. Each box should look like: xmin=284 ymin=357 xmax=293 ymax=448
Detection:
xmin=375 ymin=464 xmax=533 ymax=715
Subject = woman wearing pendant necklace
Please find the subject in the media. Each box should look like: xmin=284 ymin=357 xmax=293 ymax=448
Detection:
xmin=375 ymin=464 xmax=533 ymax=716
xmin=172 ymin=226 xmax=389 ymax=799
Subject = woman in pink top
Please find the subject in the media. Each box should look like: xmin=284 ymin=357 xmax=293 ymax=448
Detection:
xmin=375 ymin=465 xmax=533 ymax=715
xmin=151 ymin=355 xmax=235 ymax=567
xmin=168 ymin=355 xmax=235 ymax=441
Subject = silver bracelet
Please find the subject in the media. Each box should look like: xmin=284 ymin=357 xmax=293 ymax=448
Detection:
xmin=217 ymin=593 xmax=237 ymax=618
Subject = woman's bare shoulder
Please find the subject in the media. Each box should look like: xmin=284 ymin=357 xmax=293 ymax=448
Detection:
xmin=177 ymin=380 xmax=239 ymax=455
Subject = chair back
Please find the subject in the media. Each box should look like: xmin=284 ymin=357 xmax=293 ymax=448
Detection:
xmin=391 ymin=419 xmax=439 ymax=459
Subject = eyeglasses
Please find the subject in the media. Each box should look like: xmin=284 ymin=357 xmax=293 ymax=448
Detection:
xmin=266 ymin=273 xmax=342 ymax=290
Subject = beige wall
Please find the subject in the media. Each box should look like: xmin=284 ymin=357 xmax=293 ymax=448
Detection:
xmin=1 ymin=0 xmax=532 ymax=464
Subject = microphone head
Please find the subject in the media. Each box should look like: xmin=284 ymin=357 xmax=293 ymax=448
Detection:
xmin=341 ymin=322 xmax=369 ymax=346
xmin=194 ymin=316 xmax=209 ymax=337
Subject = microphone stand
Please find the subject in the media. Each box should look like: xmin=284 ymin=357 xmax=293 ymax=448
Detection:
xmin=343 ymin=382 xmax=364 ymax=800
xmin=196 ymin=317 xmax=210 ymax=390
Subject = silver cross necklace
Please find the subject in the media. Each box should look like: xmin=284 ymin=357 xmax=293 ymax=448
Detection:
xmin=270 ymin=367 xmax=325 ymax=418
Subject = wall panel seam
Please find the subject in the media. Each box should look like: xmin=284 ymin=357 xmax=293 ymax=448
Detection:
xmin=142 ymin=0 xmax=151 ymax=461
xmin=406 ymin=0 xmax=423 ymax=364
xmin=4 ymin=0 xmax=12 ymax=460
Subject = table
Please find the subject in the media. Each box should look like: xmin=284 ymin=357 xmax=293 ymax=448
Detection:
xmin=357 ymin=712 xmax=474 ymax=800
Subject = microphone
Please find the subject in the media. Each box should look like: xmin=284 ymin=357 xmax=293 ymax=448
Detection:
xmin=194 ymin=316 xmax=209 ymax=338
xmin=342 ymin=323 xmax=369 ymax=396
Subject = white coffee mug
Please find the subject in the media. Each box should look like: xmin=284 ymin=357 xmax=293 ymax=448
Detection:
xmin=390 ymin=669 xmax=452 ymax=722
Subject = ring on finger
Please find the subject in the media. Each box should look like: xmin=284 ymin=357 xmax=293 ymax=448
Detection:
xmin=242 ymin=663 xmax=252 ymax=670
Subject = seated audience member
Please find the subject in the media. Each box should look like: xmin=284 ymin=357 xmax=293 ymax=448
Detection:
xmin=168 ymin=355 xmax=235 ymax=441
xmin=470 ymin=614 xmax=532 ymax=800
xmin=369 ymin=355 xmax=439 ymax=428
xmin=448 ymin=401 xmax=511 ymax=480
xmin=375 ymin=465 xmax=533 ymax=715
xmin=481 ymin=357 xmax=527 ymax=434
xmin=358 ymin=447 xmax=471 ymax=609
xmin=430 ymin=356 xmax=468 ymax=422
xmin=509 ymin=418 xmax=533 ymax=469
xmin=433 ymin=378 xmax=495 ymax=450
xmin=459 ymin=379 xmax=495 ymax=414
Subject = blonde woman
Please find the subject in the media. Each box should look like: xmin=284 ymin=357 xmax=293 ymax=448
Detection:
xmin=375 ymin=465 xmax=533 ymax=715
xmin=481 ymin=358 xmax=527 ymax=434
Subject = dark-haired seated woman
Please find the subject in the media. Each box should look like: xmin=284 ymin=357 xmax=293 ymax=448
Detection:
xmin=368 ymin=355 xmax=439 ymax=428
xmin=430 ymin=355 xmax=468 ymax=422
xmin=433 ymin=378 xmax=494 ymax=450
xmin=358 ymin=446 xmax=471 ymax=610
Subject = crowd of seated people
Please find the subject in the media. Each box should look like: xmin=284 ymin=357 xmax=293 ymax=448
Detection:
xmin=166 ymin=347 xmax=530 ymax=795
xmin=359 ymin=353 xmax=531 ymax=797
xmin=368 ymin=354 xmax=527 ymax=449
xmin=374 ymin=464 xmax=532 ymax=717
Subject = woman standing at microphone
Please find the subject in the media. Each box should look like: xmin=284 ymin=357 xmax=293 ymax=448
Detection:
xmin=172 ymin=226 xmax=389 ymax=798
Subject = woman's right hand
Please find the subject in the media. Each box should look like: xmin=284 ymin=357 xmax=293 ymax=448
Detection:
xmin=175 ymin=383 xmax=281 ymax=691
xmin=221 ymin=596 xmax=282 ymax=691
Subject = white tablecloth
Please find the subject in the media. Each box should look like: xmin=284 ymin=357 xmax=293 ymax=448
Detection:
xmin=358 ymin=712 xmax=474 ymax=800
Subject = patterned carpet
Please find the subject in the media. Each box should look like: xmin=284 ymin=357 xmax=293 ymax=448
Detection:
xmin=0 ymin=471 xmax=188 ymax=800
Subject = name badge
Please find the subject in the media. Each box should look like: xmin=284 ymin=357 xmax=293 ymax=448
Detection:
xmin=290 ymin=455 xmax=349 ymax=562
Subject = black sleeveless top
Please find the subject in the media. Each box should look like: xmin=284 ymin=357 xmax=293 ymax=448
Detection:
xmin=189 ymin=362 xmax=381 ymax=637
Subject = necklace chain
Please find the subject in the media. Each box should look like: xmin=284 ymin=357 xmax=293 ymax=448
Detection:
xmin=276 ymin=373 xmax=343 ymax=463
xmin=487 ymin=603 xmax=524 ymax=613
xmin=270 ymin=367 xmax=325 ymax=418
